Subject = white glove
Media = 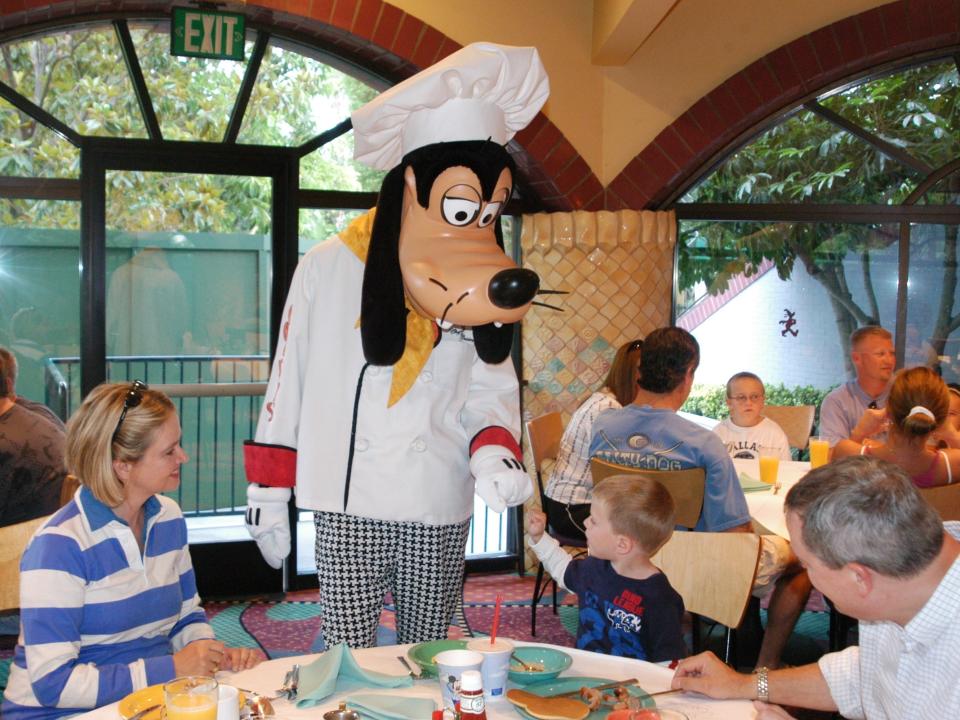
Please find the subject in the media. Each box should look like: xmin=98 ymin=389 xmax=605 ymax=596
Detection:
xmin=470 ymin=444 xmax=532 ymax=513
xmin=245 ymin=484 xmax=291 ymax=569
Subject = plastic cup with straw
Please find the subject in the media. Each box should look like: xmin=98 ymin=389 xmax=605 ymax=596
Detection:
xmin=465 ymin=593 xmax=513 ymax=700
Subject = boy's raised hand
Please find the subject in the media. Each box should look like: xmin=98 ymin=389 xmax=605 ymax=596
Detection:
xmin=526 ymin=509 xmax=547 ymax=543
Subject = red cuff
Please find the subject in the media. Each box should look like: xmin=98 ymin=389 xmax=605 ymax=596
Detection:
xmin=469 ymin=426 xmax=522 ymax=462
xmin=243 ymin=440 xmax=296 ymax=488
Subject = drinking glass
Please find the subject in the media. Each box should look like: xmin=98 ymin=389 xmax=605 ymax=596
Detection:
xmin=809 ymin=436 xmax=830 ymax=469
xmin=163 ymin=677 xmax=218 ymax=720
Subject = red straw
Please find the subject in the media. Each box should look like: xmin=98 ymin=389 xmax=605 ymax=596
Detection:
xmin=490 ymin=593 xmax=502 ymax=645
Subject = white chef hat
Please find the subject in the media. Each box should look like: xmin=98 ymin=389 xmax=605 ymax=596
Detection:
xmin=352 ymin=42 xmax=549 ymax=171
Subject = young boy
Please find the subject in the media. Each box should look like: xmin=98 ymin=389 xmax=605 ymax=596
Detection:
xmin=526 ymin=475 xmax=686 ymax=662
xmin=713 ymin=371 xmax=791 ymax=460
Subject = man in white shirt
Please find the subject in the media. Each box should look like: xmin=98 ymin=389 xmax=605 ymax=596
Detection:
xmin=670 ymin=455 xmax=960 ymax=719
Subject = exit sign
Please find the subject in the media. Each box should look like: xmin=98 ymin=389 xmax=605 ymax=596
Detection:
xmin=171 ymin=7 xmax=245 ymax=61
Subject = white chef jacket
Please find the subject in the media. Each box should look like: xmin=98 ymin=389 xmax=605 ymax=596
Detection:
xmin=254 ymin=235 xmax=522 ymax=526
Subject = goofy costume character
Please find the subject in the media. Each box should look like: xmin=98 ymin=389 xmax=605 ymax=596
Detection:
xmin=243 ymin=43 xmax=550 ymax=647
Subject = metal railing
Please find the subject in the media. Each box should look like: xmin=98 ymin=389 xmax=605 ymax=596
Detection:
xmin=45 ymin=355 xmax=512 ymax=556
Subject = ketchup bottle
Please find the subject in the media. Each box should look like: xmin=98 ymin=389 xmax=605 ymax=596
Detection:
xmin=457 ymin=670 xmax=487 ymax=719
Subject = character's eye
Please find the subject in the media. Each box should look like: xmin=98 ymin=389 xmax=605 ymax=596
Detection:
xmin=442 ymin=196 xmax=481 ymax=226
xmin=477 ymin=201 xmax=502 ymax=227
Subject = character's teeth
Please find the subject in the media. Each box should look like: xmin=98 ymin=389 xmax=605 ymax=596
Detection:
xmin=438 ymin=319 xmax=453 ymax=330
xmin=494 ymin=322 xmax=503 ymax=328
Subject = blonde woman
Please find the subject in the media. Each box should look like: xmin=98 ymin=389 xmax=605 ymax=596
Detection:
xmin=834 ymin=367 xmax=960 ymax=487
xmin=2 ymin=382 xmax=263 ymax=720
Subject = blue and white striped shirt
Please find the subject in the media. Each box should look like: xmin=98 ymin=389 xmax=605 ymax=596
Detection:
xmin=2 ymin=487 xmax=214 ymax=720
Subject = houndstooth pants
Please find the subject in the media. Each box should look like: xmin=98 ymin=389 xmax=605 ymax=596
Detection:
xmin=314 ymin=511 xmax=471 ymax=648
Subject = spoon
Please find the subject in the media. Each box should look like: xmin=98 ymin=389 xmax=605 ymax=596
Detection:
xmin=511 ymin=652 xmax=538 ymax=671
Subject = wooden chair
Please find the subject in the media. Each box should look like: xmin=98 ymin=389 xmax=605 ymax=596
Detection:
xmin=0 ymin=514 xmax=51 ymax=614
xmin=524 ymin=412 xmax=587 ymax=636
xmin=590 ymin=458 xmax=705 ymax=529
xmin=919 ymin=483 xmax=960 ymax=521
xmin=761 ymin=405 xmax=816 ymax=451
xmin=652 ymin=531 xmax=761 ymax=664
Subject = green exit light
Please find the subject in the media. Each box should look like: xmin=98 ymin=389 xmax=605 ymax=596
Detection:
xmin=171 ymin=7 xmax=245 ymax=61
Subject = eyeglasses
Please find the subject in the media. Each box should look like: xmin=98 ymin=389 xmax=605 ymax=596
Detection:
xmin=112 ymin=380 xmax=147 ymax=442
xmin=730 ymin=393 xmax=764 ymax=403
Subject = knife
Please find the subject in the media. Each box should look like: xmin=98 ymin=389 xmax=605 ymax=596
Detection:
xmin=127 ymin=703 xmax=161 ymax=720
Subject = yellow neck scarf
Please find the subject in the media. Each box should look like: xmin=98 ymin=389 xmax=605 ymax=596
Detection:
xmin=340 ymin=209 xmax=438 ymax=407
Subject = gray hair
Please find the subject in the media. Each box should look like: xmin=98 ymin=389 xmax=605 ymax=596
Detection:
xmin=784 ymin=456 xmax=943 ymax=578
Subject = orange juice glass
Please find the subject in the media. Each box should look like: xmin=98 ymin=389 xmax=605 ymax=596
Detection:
xmin=809 ymin=437 xmax=829 ymax=468
xmin=164 ymin=677 xmax=218 ymax=720
xmin=758 ymin=454 xmax=780 ymax=485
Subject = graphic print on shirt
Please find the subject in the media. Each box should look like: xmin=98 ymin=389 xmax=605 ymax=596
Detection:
xmin=576 ymin=588 xmax=648 ymax=660
xmin=725 ymin=439 xmax=760 ymax=459
xmin=592 ymin=429 xmax=685 ymax=471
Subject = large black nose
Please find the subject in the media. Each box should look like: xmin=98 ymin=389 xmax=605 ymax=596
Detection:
xmin=488 ymin=268 xmax=540 ymax=309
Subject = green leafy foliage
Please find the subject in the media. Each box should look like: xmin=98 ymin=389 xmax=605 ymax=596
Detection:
xmin=681 ymin=383 xmax=835 ymax=425
xmin=0 ymin=22 xmax=381 ymax=237
xmin=678 ymin=60 xmax=960 ymax=366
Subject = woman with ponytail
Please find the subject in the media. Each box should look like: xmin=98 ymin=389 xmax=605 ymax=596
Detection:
xmin=833 ymin=367 xmax=960 ymax=487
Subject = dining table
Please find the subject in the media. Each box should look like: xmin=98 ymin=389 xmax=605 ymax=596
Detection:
xmin=735 ymin=458 xmax=811 ymax=539
xmin=78 ymin=641 xmax=756 ymax=720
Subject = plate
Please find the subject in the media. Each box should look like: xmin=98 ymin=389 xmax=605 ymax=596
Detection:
xmin=407 ymin=638 xmax=468 ymax=677
xmin=118 ymin=684 xmax=244 ymax=719
xmin=511 ymin=676 xmax=655 ymax=720
xmin=119 ymin=685 xmax=164 ymax=720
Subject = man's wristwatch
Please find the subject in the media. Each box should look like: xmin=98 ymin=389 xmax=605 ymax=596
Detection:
xmin=756 ymin=666 xmax=770 ymax=704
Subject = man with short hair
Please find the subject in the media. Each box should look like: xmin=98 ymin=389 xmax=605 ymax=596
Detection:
xmin=589 ymin=327 xmax=810 ymax=669
xmin=0 ymin=346 xmax=66 ymax=528
xmin=819 ymin=325 xmax=895 ymax=446
xmin=671 ymin=455 xmax=960 ymax=719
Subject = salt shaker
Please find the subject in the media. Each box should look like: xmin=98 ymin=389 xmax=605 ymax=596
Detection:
xmin=457 ymin=669 xmax=487 ymax=719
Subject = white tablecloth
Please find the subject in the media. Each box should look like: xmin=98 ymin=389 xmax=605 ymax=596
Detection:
xmin=736 ymin=459 xmax=811 ymax=539
xmin=75 ymin=642 xmax=755 ymax=719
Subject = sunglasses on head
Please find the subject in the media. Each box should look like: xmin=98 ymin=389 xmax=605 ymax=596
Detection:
xmin=112 ymin=380 xmax=148 ymax=442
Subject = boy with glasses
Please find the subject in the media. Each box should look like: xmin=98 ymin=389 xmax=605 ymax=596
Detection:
xmin=714 ymin=371 xmax=791 ymax=461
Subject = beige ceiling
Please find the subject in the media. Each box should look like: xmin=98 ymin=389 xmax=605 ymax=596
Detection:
xmin=391 ymin=0 xmax=892 ymax=185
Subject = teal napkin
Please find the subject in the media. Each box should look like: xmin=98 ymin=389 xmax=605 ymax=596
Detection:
xmin=346 ymin=692 xmax=437 ymax=720
xmin=295 ymin=642 xmax=413 ymax=708
xmin=739 ymin=471 xmax=772 ymax=493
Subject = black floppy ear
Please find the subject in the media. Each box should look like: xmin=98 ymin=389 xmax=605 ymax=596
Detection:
xmin=473 ymin=322 xmax=514 ymax=364
xmin=361 ymin=166 xmax=407 ymax=365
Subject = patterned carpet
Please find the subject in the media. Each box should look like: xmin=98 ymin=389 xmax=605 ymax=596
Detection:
xmin=204 ymin=571 xmax=579 ymax=659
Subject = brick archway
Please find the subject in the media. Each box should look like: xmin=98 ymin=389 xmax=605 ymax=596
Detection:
xmin=3 ymin=0 xmax=957 ymax=213
xmin=0 ymin=0 xmax=595 ymax=210
xmin=608 ymin=0 xmax=960 ymax=210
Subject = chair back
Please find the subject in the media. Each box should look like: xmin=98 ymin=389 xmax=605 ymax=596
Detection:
xmin=762 ymin=404 xmax=816 ymax=450
xmin=525 ymin=412 xmax=565 ymax=499
xmin=0 ymin=514 xmax=51 ymax=612
xmin=919 ymin=483 xmax=960 ymax=521
xmin=590 ymin=458 xmax=705 ymax=529
xmin=652 ymin=531 xmax=760 ymax=629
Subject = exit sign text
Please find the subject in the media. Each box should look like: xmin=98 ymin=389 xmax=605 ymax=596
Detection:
xmin=171 ymin=7 xmax=245 ymax=61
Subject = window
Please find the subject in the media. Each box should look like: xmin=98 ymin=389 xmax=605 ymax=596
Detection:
xmin=675 ymin=57 xmax=960 ymax=416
